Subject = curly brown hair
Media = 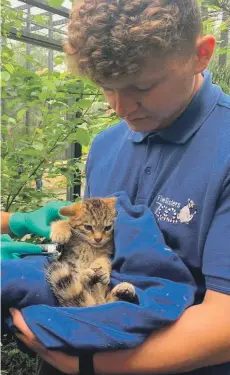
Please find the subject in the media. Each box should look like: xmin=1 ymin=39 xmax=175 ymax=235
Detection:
xmin=65 ymin=0 xmax=201 ymax=82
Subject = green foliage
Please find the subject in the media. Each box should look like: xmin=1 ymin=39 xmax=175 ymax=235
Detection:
xmin=1 ymin=3 xmax=117 ymax=372
xmin=200 ymin=0 xmax=230 ymax=59
xmin=199 ymin=0 xmax=230 ymax=95
xmin=1 ymin=336 xmax=37 ymax=375
xmin=48 ymin=0 xmax=65 ymax=7
xmin=210 ymin=62 xmax=230 ymax=94
xmin=1 ymin=2 xmax=118 ymax=213
xmin=1 ymin=58 xmax=115 ymax=211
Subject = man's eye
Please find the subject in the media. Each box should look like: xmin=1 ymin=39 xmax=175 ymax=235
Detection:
xmin=102 ymin=87 xmax=114 ymax=93
xmin=137 ymin=85 xmax=153 ymax=92
xmin=104 ymin=225 xmax=112 ymax=231
xmin=84 ymin=225 xmax=93 ymax=231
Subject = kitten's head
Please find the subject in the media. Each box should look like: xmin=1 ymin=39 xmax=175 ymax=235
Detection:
xmin=60 ymin=197 xmax=117 ymax=248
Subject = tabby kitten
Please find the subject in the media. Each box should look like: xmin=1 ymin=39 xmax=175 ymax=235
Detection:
xmin=46 ymin=197 xmax=135 ymax=307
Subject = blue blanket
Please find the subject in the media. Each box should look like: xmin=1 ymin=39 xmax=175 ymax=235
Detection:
xmin=2 ymin=192 xmax=196 ymax=354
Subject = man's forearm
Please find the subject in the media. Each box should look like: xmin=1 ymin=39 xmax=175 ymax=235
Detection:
xmin=94 ymin=291 xmax=230 ymax=374
xmin=1 ymin=212 xmax=12 ymax=234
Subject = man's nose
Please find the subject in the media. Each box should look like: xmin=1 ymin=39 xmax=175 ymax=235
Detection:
xmin=115 ymin=90 xmax=139 ymax=118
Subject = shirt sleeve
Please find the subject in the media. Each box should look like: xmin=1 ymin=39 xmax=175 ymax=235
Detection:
xmin=202 ymin=172 xmax=230 ymax=295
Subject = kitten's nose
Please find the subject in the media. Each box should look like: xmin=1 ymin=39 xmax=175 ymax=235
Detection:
xmin=94 ymin=236 xmax=102 ymax=243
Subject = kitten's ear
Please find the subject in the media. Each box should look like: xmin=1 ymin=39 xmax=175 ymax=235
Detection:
xmin=59 ymin=203 xmax=82 ymax=217
xmin=103 ymin=197 xmax=116 ymax=210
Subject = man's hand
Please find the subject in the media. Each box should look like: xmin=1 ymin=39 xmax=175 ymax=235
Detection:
xmin=93 ymin=290 xmax=230 ymax=374
xmin=9 ymin=201 xmax=71 ymax=238
xmin=1 ymin=234 xmax=42 ymax=260
xmin=9 ymin=292 xmax=230 ymax=375
xmin=10 ymin=308 xmax=79 ymax=375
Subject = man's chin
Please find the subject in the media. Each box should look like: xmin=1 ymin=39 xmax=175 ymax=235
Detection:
xmin=126 ymin=117 xmax=159 ymax=132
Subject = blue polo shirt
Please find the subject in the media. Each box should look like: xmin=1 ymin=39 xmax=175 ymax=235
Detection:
xmin=85 ymin=70 xmax=230 ymax=375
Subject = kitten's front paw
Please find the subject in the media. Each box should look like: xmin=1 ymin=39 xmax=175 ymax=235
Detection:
xmin=51 ymin=230 xmax=71 ymax=244
xmin=112 ymin=282 xmax=136 ymax=301
xmin=91 ymin=263 xmax=110 ymax=285
xmin=50 ymin=221 xmax=72 ymax=244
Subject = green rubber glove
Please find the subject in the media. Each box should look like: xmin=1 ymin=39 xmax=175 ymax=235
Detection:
xmin=1 ymin=234 xmax=42 ymax=260
xmin=9 ymin=201 xmax=72 ymax=239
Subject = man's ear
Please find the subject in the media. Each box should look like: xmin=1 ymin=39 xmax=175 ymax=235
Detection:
xmin=195 ymin=35 xmax=216 ymax=73
xmin=60 ymin=203 xmax=82 ymax=217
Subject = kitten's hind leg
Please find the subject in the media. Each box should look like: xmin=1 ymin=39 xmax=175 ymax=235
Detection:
xmin=106 ymin=282 xmax=136 ymax=303
xmin=46 ymin=260 xmax=83 ymax=307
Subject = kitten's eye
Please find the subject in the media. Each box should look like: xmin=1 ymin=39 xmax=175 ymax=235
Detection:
xmin=84 ymin=225 xmax=93 ymax=231
xmin=104 ymin=225 xmax=112 ymax=232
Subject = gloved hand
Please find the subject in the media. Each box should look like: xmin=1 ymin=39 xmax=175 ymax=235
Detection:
xmin=1 ymin=234 xmax=42 ymax=260
xmin=9 ymin=201 xmax=71 ymax=238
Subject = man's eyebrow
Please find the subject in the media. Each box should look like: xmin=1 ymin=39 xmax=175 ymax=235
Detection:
xmin=137 ymin=74 xmax=167 ymax=88
xmin=100 ymin=74 xmax=167 ymax=90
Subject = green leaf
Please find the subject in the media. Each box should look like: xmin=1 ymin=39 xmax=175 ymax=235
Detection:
xmin=2 ymin=0 xmax=11 ymax=5
xmin=32 ymin=142 xmax=44 ymax=151
xmin=33 ymin=15 xmax=46 ymax=25
xmin=77 ymin=99 xmax=93 ymax=109
xmin=4 ymin=63 xmax=14 ymax=74
xmin=38 ymin=91 xmax=48 ymax=101
xmin=22 ymin=149 xmax=41 ymax=156
xmin=215 ymin=46 xmax=230 ymax=56
xmin=1 ymin=71 xmax=11 ymax=81
xmin=72 ymin=128 xmax=90 ymax=146
xmin=25 ymin=55 xmax=35 ymax=62
xmin=15 ymin=19 xmax=23 ymax=28
xmin=48 ymin=0 xmax=64 ymax=7
xmin=1 ymin=114 xmax=9 ymax=121
xmin=17 ymin=108 xmax=26 ymax=119
xmin=44 ymin=80 xmax=56 ymax=91
xmin=54 ymin=55 xmax=65 ymax=65
xmin=8 ymin=117 xmax=17 ymax=125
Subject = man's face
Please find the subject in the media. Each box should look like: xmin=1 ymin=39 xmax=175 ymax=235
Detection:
xmin=100 ymin=56 xmax=202 ymax=132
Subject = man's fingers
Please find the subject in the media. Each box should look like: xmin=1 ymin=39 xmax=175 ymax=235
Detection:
xmin=16 ymin=332 xmax=75 ymax=373
xmin=10 ymin=308 xmax=78 ymax=374
xmin=10 ymin=308 xmax=35 ymax=340
xmin=16 ymin=334 xmax=78 ymax=374
xmin=15 ymin=332 xmax=53 ymax=365
xmin=15 ymin=332 xmax=42 ymax=351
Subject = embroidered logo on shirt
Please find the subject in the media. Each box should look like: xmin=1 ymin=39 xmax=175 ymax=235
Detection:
xmin=155 ymin=195 xmax=197 ymax=224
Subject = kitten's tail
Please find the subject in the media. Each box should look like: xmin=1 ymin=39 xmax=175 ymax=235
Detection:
xmin=46 ymin=261 xmax=83 ymax=307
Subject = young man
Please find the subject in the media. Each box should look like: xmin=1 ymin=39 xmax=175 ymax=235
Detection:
xmin=6 ymin=0 xmax=230 ymax=374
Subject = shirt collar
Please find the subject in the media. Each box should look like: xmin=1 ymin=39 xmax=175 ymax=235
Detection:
xmin=129 ymin=70 xmax=222 ymax=144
